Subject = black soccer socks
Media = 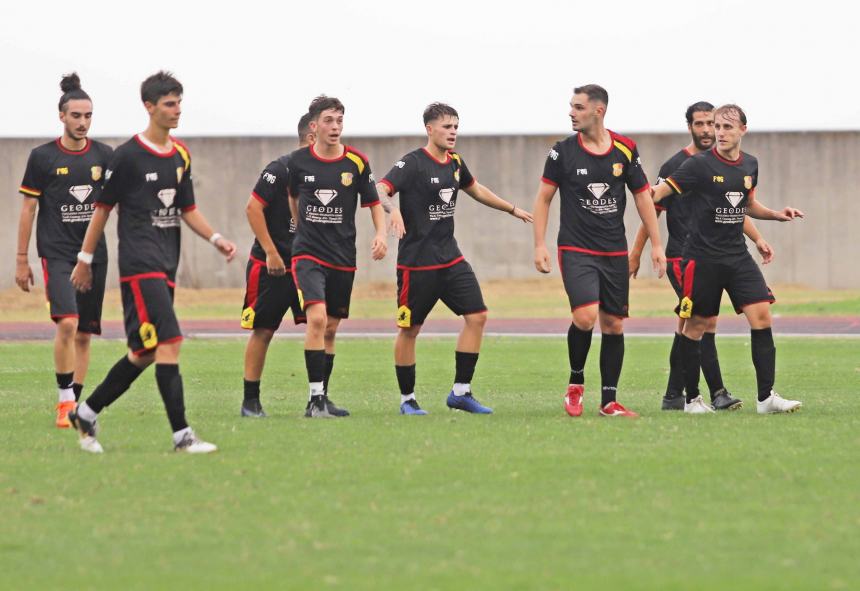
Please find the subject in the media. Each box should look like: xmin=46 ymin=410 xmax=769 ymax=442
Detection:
xmin=324 ymin=353 xmax=335 ymax=394
xmin=599 ymin=333 xmax=624 ymax=406
xmin=454 ymin=351 xmax=479 ymax=385
xmin=680 ymin=334 xmax=702 ymax=403
xmin=665 ymin=332 xmax=685 ymax=399
xmin=243 ymin=379 xmax=261 ymax=402
xmin=304 ymin=349 xmax=326 ymax=384
xmin=395 ymin=364 xmax=416 ymax=396
xmin=568 ymin=324 xmax=593 ymax=385
xmin=85 ymin=356 xmax=145 ymax=413
xmin=700 ymin=332 xmax=725 ymax=396
xmin=155 ymin=363 xmax=189 ymax=433
xmin=750 ymin=327 xmax=776 ymax=401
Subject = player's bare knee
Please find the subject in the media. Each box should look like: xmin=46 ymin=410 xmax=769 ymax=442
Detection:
xmin=74 ymin=331 xmax=92 ymax=349
xmin=683 ymin=315 xmax=709 ymax=340
xmin=599 ymin=313 xmax=624 ymax=335
xmin=56 ymin=318 xmax=78 ymax=340
xmin=572 ymin=307 xmax=597 ymax=331
xmin=465 ymin=310 xmax=487 ymax=329
xmin=705 ymin=316 xmax=719 ymax=333
xmin=128 ymin=349 xmax=155 ymax=369
xmin=253 ymin=328 xmax=275 ymax=345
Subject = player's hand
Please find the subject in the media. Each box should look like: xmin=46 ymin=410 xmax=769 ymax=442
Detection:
xmin=511 ymin=207 xmax=534 ymax=224
xmin=388 ymin=208 xmax=406 ymax=239
xmin=70 ymin=261 xmax=93 ymax=293
xmin=215 ymin=237 xmax=237 ymax=262
xmin=15 ymin=260 xmax=34 ymax=292
xmin=651 ymin=244 xmax=666 ymax=278
xmin=534 ymin=245 xmax=552 ymax=274
xmin=628 ymin=252 xmax=641 ymax=279
xmin=266 ymin=251 xmax=287 ymax=276
xmin=371 ymin=233 xmax=387 ymax=260
xmin=756 ymin=238 xmax=774 ymax=264
xmin=775 ymin=206 xmax=804 ymax=221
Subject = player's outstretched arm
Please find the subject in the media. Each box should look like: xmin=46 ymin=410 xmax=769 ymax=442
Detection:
xmin=532 ymin=181 xmax=556 ymax=273
xmin=15 ymin=197 xmax=38 ymax=292
xmin=71 ymin=205 xmax=111 ymax=292
xmin=245 ymin=195 xmax=285 ymax=275
xmin=633 ymin=189 xmax=666 ymax=278
xmin=746 ymin=190 xmax=805 ymax=222
xmin=181 ymin=208 xmax=237 ymax=261
xmin=368 ymin=203 xmax=388 ymax=261
xmin=743 ymin=216 xmax=774 ymax=264
xmin=463 ymin=182 xmax=533 ymax=223
xmin=375 ymin=182 xmax=405 ymax=239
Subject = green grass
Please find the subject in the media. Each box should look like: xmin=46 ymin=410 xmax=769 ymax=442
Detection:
xmin=1 ymin=337 xmax=858 ymax=590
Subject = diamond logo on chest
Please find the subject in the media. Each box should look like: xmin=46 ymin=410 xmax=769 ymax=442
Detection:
xmin=314 ymin=189 xmax=337 ymax=206
xmin=68 ymin=185 xmax=93 ymax=203
xmin=157 ymin=188 xmax=176 ymax=208
xmin=725 ymin=192 xmax=744 ymax=207
xmin=438 ymin=188 xmax=455 ymax=204
xmin=587 ymin=183 xmax=610 ymax=199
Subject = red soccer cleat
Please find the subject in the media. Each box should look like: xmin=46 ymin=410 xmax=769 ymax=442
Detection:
xmin=564 ymin=385 xmax=584 ymax=417
xmin=599 ymin=401 xmax=639 ymax=418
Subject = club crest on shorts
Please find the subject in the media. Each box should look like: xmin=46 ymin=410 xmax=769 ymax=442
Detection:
xmin=139 ymin=322 xmax=158 ymax=349
xmin=341 ymin=172 xmax=353 ymax=187
xmin=679 ymin=296 xmax=693 ymax=319
xmin=744 ymin=176 xmax=752 ymax=190
xmin=397 ymin=305 xmax=412 ymax=328
xmin=612 ymin=163 xmax=624 ymax=177
xmin=91 ymin=166 xmax=102 ymax=181
xmin=177 ymin=166 xmax=184 ymax=183
xmin=241 ymin=306 xmax=255 ymax=329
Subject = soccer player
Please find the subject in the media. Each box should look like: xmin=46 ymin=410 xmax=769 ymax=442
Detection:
xmin=287 ymin=95 xmax=387 ymax=418
xmin=68 ymin=71 xmax=238 ymax=453
xmin=651 ymin=104 xmax=803 ymax=414
xmin=629 ymin=101 xmax=773 ymax=411
xmin=532 ymin=84 xmax=666 ymax=418
xmin=376 ymin=103 xmax=532 ymax=415
xmin=239 ymin=113 xmax=315 ymax=418
xmin=15 ymin=73 xmax=113 ymax=428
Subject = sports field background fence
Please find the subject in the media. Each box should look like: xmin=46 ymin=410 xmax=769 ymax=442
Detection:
xmin=2 ymin=131 xmax=857 ymax=289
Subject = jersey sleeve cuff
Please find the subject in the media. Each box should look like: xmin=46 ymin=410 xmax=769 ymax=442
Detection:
xmin=654 ymin=203 xmax=666 ymax=211
xmin=181 ymin=204 xmax=197 ymax=213
xmin=95 ymin=202 xmax=114 ymax=210
xmin=251 ymin=191 xmax=269 ymax=206
xmin=19 ymin=186 xmax=41 ymax=197
xmin=462 ymin=178 xmax=477 ymax=190
xmin=631 ymin=183 xmax=651 ymax=195
xmin=379 ymin=178 xmax=395 ymax=194
xmin=665 ymin=177 xmax=682 ymax=194
xmin=540 ymin=176 xmax=559 ymax=188
xmin=361 ymin=199 xmax=381 ymax=208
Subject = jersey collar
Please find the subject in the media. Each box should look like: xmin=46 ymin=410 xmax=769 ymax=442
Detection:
xmin=420 ymin=147 xmax=452 ymax=165
xmin=55 ymin=137 xmax=91 ymax=156
xmin=711 ymin=146 xmax=743 ymax=166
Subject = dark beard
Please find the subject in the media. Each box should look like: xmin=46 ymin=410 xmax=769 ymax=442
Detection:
xmin=693 ymin=136 xmax=713 ymax=151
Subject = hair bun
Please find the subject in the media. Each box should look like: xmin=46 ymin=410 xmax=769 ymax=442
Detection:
xmin=60 ymin=72 xmax=81 ymax=93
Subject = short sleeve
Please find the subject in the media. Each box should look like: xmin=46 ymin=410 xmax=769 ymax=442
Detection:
xmin=665 ymin=157 xmax=702 ymax=195
xmin=358 ymin=159 xmax=380 ymax=207
xmin=173 ymin=141 xmax=195 ymax=212
xmin=380 ymin=154 xmax=415 ymax=195
xmin=252 ymin=160 xmax=289 ymax=207
xmin=456 ymin=154 xmax=475 ymax=189
xmin=19 ymin=150 xmax=44 ymax=197
xmin=541 ymin=143 xmax=563 ymax=187
xmin=625 ymin=145 xmax=650 ymax=194
xmin=97 ymin=149 xmax=127 ymax=208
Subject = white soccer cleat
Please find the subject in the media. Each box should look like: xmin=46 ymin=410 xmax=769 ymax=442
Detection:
xmin=684 ymin=395 xmax=715 ymax=414
xmin=174 ymin=430 xmax=218 ymax=454
xmin=757 ymin=391 xmax=802 ymax=414
xmin=79 ymin=435 xmax=104 ymax=454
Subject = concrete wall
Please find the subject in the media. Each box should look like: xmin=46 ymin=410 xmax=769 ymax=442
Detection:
xmin=3 ymin=132 xmax=858 ymax=290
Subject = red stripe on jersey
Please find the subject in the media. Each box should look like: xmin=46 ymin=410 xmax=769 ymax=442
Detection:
xmin=134 ymin=134 xmax=177 ymax=158
xmin=346 ymin=145 xmax=369 ymax=162
xmin=540 ymin=176 xmax=558 ymax=187
xmin=397 ymin=256 xmax=465 ymax=271
xmin=180 ymin=205 xmax=196 ymax=213
xmin=572 ymin=300 xmax=600 ymax=311
xmin=682 ymin=260 xmax=696 ymax=298
xmin=41 ymin=259 xmax=49 ymax=301
xmin=361 ymin=200 xmax=381 ymax=208
xmin=655 ymin=204 xmax=666 ymax=211
xmin=631 ymin=183 xmax=651 ymax=195
xmin=682 ymin=147 xmax=693 ymax=157
xmin=246 ymin=259 xmax=263 ymax=309
xmin=129 ymin=279 xmax=150 ymax=324
xmin=120 ymin=272 xmax=168 ymax=283
xmin=19 ymin=185 xmax=42 ymax=196
xmin=671 ymin=259 xmax=683 ymax=287
xmin=292 ymin=254 xmax=357 ymax=272
xmin=95 ymin=202 xmax=114 ymax=210
xmin=249 ymin=255 xmax=266 ymax=266
xmin=608 ymin=130 xmax=637 ymax=151
xmin=559 ymin=246 xmax=628 ymax=257
xmin=310 ymin=144 xmax=346 ymax=163
xmin=421 ymin=147 xmax=451 ymax=165
xmin=398 ymin=269 xmax=410 ymax=307
xmin=251 ymin=191 xmax=268 ymax=206
xmin=55 ymin=137 xmax=91 ymax=156
xmin=462 ymin=177 xmax=477 ymax=189
xmin=379 ymin=179 xmax=396 ymax=194
xmin=577 ymin=133 xmax=612 ymax=157
xmin=711 ymin=147 xmax=743 ymax=166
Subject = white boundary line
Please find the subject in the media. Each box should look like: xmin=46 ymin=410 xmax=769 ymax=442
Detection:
xmin=186 ymin=331 xmax=860 ymax=339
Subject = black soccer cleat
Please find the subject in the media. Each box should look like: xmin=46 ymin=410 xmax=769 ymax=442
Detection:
xmin=711 ymin=388 xmax=743 ymax=411
xmin=661 ymin=393 xmax=686 ymax=411
xmin=241 ymin=398 xmax=267 ymax=418
xmin=304 ymin=395 xmax=350 ymax=418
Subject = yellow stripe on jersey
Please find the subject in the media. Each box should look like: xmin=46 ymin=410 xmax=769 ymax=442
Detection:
xmin=666 ymin=177 xmax=682 ymax=194
xmin=19 ymin=186 xmax=41 ymax=197
xmin=613 ymin=141 xmax=633 ymax=162
xmin=175 ymin=142 xmax=191 ymax=171
xmin=345 ymin=152 xmax=365 ymax=175
xmin=450 ymin=152 xmax=462 ymax=166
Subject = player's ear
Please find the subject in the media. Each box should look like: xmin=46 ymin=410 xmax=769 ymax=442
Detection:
xmin=425 ymin=124 xmax=433 ymax=136
xmin=143 ymin=101 xmax=156 ymax=116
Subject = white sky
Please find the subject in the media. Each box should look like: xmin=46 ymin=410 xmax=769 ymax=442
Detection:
xmin=2 ymin=0 xmax=858 ymax=137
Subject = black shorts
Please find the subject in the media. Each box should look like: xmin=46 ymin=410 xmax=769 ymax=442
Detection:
xmin=681 ymin=255 xmax=775 ymax=317
xmin=120 ymin=273 xmax=182 ymax=355
xmin=395 ymin=259 xmax=487 ymax=328
xmin=41 ymin=257 xmax=106 ymax=334
xmin=558 ymin=248 xmax=629 ymax=317
xmin=241 ymin=256 xmax=305 ymax=330
xmin=292 ymin=256 xmax=355 ymax=319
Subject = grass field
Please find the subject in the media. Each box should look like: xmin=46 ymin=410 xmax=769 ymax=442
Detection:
xmin=1 ymin=336 xmax=857 ymax=590
xmin=2 ymin=279 xmax=858 ymax=322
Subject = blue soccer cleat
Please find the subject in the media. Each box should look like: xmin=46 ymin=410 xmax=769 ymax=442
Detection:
xmin=446 ymin=391 xmax=493 ymax=414
xmin=400 ymin=399 xmax=428 ymax=415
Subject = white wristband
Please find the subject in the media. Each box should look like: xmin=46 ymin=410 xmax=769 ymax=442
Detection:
xmin=77 ymin=251 xmax=94 ymax=265
xmin=208 ymin=232 xmax=223 ymax=245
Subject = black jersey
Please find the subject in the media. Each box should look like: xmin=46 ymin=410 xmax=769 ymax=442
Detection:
xmin=541 ymin=131 xmax=650 ymax=255
xmin=288 ymin=145 xmax=380 ymax=269
xmin=381 ymin=148 xmax=476 ymax=269
xmin=666 ymin=147 xmax=758 ymax=260
xmin=95 ymin=135 xmax=196 ymax=279
xmin=19 ymin=138 xmax=112 ymax=263
xmin=250 ymin=156 xmax=296 ymax=261
xmin=655 ymin=148 xmax=694 ymax=259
